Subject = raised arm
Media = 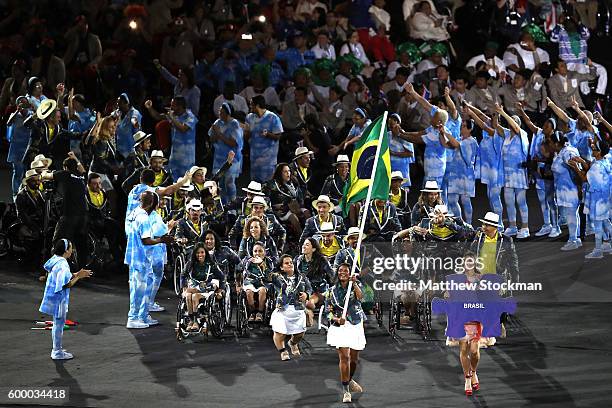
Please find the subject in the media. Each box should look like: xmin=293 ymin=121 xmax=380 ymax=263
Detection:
xmin=404 ymin=82 xmax=434 ymax=112
xmin=439 ymin=124 xmax=460 ymax=148
xmin=495 ymin=103 xmax=521 ymax=135
xmin=467 ymin=106 xmax=495 ymax=136
xmin=156 ymin=170 xmax=194 ymax=197
xmin=397 ymin=129 xmax=426 ymax=144
xmin=594 ymin=111 xmax=612 ymax=134
xmin=516 ymin=103 xmax=538 ymax=134
xmin=444 ymin=87 xmax=458 ymax=120
xmin=144 ymin=99 xmax=163 ymax=122
xmin=570 ymin=96 xmax=594 ymax=133
xmin=546 ymin=97 xmax=570 ymax=124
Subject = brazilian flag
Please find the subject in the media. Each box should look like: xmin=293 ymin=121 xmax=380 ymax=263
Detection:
xmin=340 ymin=112 xmax=391 ymax=217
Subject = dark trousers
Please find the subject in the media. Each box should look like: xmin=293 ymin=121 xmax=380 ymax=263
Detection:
xmin=53 ymin=215 xmax=88 ymax=268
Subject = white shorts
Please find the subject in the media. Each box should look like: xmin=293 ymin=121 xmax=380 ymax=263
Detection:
xmin=243 ymin=284 xmax=267 ymax=293
xmin=270 ymin=305 xmax=306 ymax=335
xmin=327 ymin=321 xmax=366 ymax=350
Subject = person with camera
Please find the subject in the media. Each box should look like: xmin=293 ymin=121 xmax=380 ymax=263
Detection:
xmin=41 ymin=152 xmax=89 ymax=268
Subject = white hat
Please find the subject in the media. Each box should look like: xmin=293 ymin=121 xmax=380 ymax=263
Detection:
xmin=478 ymin=211 xmax=503 ymax=227
xmin=203 ymin=180 xmax=216 ymax=189
xmin=390 ymin=171 xmax=408 ymax=183
xmin=294 ymin=146 xmax=313 ymax=160
xmin=180 ymin=182 xmax=195 ymax=192
xmin=24 ymin=169 xmax=39 ymax=180
xmin=319 ymin=222 xmax=336 ymax=234
xmin=30 ymin=159 xmax=48 ymax=170
xmin=186 ymin=199 xmax=203 ymax=211
xmin=312 ymin=194 xmax=334 ymax=211
xmin=133 ymin=131 xmax=151 ymax=147
xmin=32 ymin=154 xmax=52 ymax=168
xmin=150 ymin=150 xmax=168 ymax=163
xmin=428 ymin=204 xmax=453 ymax=218
xmin=334 ymin=154 xmax=350 ymax=165
xmin=344 ymin=227 xmax=362 ymax=241
xmin=36 ymin=98 xmax=57 ymax=120
xmin=242 ymin=181 xmax=265 ymax=196
xmin=251 ymin=195 xmax=268 ymax=209
xmin=421 ymin=180 xmax=442 ymax=193
xmin=189 ymin=166 xmax=207 ymax=178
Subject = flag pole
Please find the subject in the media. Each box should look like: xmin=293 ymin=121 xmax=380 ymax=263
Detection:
xmin=342 ymin=111 xmax=388 ymax=320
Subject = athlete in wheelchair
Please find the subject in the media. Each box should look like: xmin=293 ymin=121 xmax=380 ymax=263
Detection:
xmin=238 ymin=242 xmax=276 ymax=325
xmin=172 ymin=199 xmax=208 ymax=294
xmin=389 ymin=204 xmax=474 ymax=339
xmin=177 ymin=242 xmax=228 ymax=338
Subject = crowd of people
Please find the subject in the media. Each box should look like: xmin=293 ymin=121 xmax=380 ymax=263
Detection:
xmin=2 ymin=0 xmax=611 ymax=403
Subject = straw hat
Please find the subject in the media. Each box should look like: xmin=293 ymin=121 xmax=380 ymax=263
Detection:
xmin=251 ymin=195 xmax=268 ymax=209
xmin=390 ymin=171 xmax=409 ymax=184
xmin=186 ymin=199 xmax=203 ymax=211
xmin=150 ymin=150 xmax=168 ymax=163
xmin=24 ymin=169 xmax=39 ymax=181
xmin=180 ymin=182 xmax=195 ymax=192
xmin=32 ymin=154 xmax=52 ymax=168
xmin=421 ymin=180 xmax=442 ymax=193
xmin=334 ymin=154 xmax=350 ymax=166
xmin=189 ymin=166 xmax=207 ymax=178
xmin=36 ymin=99 xmax=57 ymax=120
xmin=30 ymin=160 xmax=48 ymax=170
xmin=294 ymin=146 xmax=314 ymax=160
xmin=133 ymin=131 xmax=151 ymax=147
xmin=312 ymin=194 xmax=334 ymax=211
xmin=319 ymin=222 xmax=336 ymax=234
xmin=428 ymin=204 xmax=453 ymax=218
xmin=344 ymin=227 xmax=363 ymax=241
xmin=478 ymin=212 xmax=503 ymax=228
xmin=242 ymin=181 xmax=265 ymax=196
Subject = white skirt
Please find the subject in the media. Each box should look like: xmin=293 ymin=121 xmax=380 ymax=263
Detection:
xmin=327 ymin=321 xmax=366 ymax=350
xmin=243 ymin=284 xmax=267 ymax=292
xmin=270 ymin=305 xmax=306 ymax=335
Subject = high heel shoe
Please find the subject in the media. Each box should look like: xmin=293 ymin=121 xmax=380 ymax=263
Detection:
xmin=465 ymin=374 xmax=473 ymax=396
xmin=471 ymin=371 xmax=480 ymax=392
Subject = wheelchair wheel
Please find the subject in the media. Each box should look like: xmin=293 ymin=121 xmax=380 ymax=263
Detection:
xmin=208 ymin=297 xmax=225 ymax=338
xmin=417 ymin=291 xmax=432 ymax=340
xmin=263 ymin=290 xmax=275 ymax=326
xmin=173 ymin=255 xmax=184 ymax=297
xmin=235 ymin=291 xmax=250 ymax=337
xmin=373 ymin=296 xmax=383 ymax=328
xmin=175 ymin=298 xmax=190 ymax=342
xmin=223 ymin=284 xmax=232 ymax=326
xmin=388 ymin=299 xmax=398 ymax=335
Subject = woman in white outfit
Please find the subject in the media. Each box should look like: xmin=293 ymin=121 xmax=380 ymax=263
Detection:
xmin=325 ymin=263 xmax=366 ymax=403
xmin=270 ymin=255 xmax=313 ymax=361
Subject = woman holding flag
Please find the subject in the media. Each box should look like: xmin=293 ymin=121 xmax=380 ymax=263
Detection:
xmin=325 ymin=262 xmax=366 ymax=403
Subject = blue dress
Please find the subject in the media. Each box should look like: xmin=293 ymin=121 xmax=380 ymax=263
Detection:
xmin=421 ymin=127 xmax=449 ymax=182
xmin=116 ymin=107 xmax=142 ymax=158
xmin=501 ymin=129 xmax=529 ymax=189
xmin=551 ymin=144 xmax=580 ymax=208
xmin=479 ymin=130 xmax=504 ymax=188
xmin=39 ymin=255 xmax=72 ymax=319
xmin=348 ymin=119 xmax=372 ymax=141
xmin=446 ymin=137 xmax=479 ymax=196
xmin=247 ymin=110 xmax=284 ymax=182
xmin=585 ymin=159 xmax=610 ymax=220
xmin=169 ymin=110 xmax=198 ymax=178
xmin=208 ymin=117 xmax=243 ymax=177
xmin=388 ymin=131 xmax=414 ymax=185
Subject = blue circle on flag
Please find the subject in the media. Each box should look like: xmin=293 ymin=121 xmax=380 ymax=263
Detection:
xmin=356 ymin=145 xmax=377 ymax=179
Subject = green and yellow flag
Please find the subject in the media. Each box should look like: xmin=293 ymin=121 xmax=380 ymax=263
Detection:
xmin=340 ymin=112 xmax=391 ymax=217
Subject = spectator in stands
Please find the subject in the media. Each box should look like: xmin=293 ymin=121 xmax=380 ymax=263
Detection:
xmin=547 ymin=60 xmax=596 ymax=111
xmin=466 ymin=41 xmax=507 ymax=80
xmin=154 ymin=60 xmax=201 ymax=116
xmin=503 ymin=28 xmax=550 ymax=79
xmin=410 ymin=1 xmax=450 ymax=42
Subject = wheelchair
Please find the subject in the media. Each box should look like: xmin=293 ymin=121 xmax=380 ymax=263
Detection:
xmin=170 ymin=241 xmax=194 ymax=296
xmin=234 ymin=283 xmax=276 ymax=337
xmin=175 ymin=281 xmax=232 ymax=341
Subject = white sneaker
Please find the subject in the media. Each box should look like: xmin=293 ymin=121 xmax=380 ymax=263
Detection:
xmin=504 ymin=226 xmax=518 ymax=236
xmin=585 ymin=250 xmax=604 ymax=259
xmin=575 ymin=238 xmax=583 ymax=247
xmin=149 ymin=302 xmax=165 ymax=312
xmin=548 ymin=226 xmax=562 ymax=238
xmin=342 ymin=391 xmax=352 ymax=403
xmin=144 ymin=315 xmax=159 ymax=326
xmin=51 ymin=350 xmax=74 ymax=360
xmin=516 ymin=228 xmax=530 ymax=239
xmin=126 ymin=319 xmax=149 ymax=329
xmin=602 ymin=242 xmax=612 ymax=254
xmin=535 ymin=224 xmax=552 ymax=237
xmin=560 ymin=241 xmax=580 ymax=251
xmin=349 ymin=379 xmax=363 ymax=393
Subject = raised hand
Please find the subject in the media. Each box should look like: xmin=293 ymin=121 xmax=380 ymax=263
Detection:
xmin=144 ymin=100 xmax=153 ymax=109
